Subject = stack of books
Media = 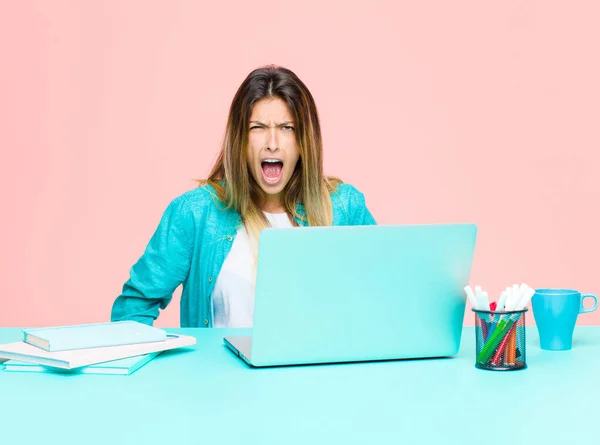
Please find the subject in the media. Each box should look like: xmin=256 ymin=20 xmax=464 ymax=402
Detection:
xmin=0 ymin=321 xmax=196 ymax=375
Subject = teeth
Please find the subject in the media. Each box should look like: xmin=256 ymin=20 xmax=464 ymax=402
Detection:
xmin=262 ymin=159 xmax=282 ymax=163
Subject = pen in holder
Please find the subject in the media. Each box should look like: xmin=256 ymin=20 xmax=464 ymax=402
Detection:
xmin=473 ymin=308 xmax=527 ymax=371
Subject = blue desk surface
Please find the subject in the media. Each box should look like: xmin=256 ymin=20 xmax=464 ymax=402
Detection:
xmin=1 ymin=326 xmax=598 ymax=444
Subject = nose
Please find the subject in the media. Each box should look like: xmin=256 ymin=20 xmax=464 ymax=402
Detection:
xmin=265 ymin=127 xmax=279 ymax=152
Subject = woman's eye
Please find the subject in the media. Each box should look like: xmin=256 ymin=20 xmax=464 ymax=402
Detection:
xmin=283 ymin=126 xmax=294 ymax=131
xmin=249 ymin=126 xmax=263 ymax=131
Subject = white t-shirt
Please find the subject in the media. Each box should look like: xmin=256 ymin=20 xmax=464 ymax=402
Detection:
xmin=211 ymin=212 xmax=294 ymax=328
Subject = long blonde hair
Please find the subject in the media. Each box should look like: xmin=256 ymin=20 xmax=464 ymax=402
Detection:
xmin=199 ymin=65 xmax=341 ymax=250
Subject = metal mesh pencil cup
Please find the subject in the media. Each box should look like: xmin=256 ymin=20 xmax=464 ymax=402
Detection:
xmin=473 ymin=309 xmax=527 ymax=371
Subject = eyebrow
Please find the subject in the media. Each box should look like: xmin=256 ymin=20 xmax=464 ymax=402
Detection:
xmin=249 ymin=121 xmax=295 ymax=126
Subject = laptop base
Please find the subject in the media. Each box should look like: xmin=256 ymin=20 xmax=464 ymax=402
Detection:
xmin=224 ymin=336 xmax=253 ymax=365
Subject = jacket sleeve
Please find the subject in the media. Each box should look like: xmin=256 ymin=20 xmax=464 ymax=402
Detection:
xmin=350 ymin=186 xmax=377 ymax=225
xmin=110 ymin=195 xmax=194 ymax=326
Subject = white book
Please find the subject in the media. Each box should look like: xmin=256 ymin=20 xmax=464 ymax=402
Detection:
xmin=0 ymin=333 xmax=196 ymax=369
xmin=2 ymin=352 xmax=161 ymax=375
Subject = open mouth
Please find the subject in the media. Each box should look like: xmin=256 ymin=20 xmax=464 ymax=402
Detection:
xmin=261 ymin=159 xmax=284 ymax=185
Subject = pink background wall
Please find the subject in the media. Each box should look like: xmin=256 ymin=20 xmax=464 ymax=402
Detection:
xmin=1 ymin=1 xmax=598 ymax=328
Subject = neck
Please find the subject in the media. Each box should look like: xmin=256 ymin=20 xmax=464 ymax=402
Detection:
xmin=261 ymin=194 xmax=286 ymax=214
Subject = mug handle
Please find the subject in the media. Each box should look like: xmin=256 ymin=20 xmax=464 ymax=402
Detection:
xmin=580 ymin=294 xmax=598 ymax=314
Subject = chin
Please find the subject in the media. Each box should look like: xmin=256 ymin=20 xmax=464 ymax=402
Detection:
xmin=255 ymin=175 xmax=290 ymax=196
xmin=260 ymin=183 xmax=286 ymax=195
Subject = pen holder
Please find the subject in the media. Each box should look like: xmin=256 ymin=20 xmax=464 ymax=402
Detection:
xmin=473 ymin=309 xmax=527 ymax=371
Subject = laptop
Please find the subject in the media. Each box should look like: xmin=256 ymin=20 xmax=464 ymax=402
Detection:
xmin=224 ymin=223 xmax=477 ymax=367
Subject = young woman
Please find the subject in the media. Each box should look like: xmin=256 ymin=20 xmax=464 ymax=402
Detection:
xmin=111 ymin=65 xmax=376 ymax=328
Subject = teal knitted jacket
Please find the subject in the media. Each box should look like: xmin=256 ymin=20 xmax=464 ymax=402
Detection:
xmin=110 ymin=183 xmax=376 ymax=327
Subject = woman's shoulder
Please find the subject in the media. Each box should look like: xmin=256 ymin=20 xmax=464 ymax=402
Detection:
xmin=330 ymin=182 xmax=376 ymax=225
xmin=163 ymin=184 xmax=224 ymax=219
xmin=330 ymin=182 xmax=368 ymax=205
xmin=174 ymin=184 xmax=219 ymax=205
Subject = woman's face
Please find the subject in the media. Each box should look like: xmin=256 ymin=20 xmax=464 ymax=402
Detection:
xmin=246 ymin=97 xmax=300 ymax=207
